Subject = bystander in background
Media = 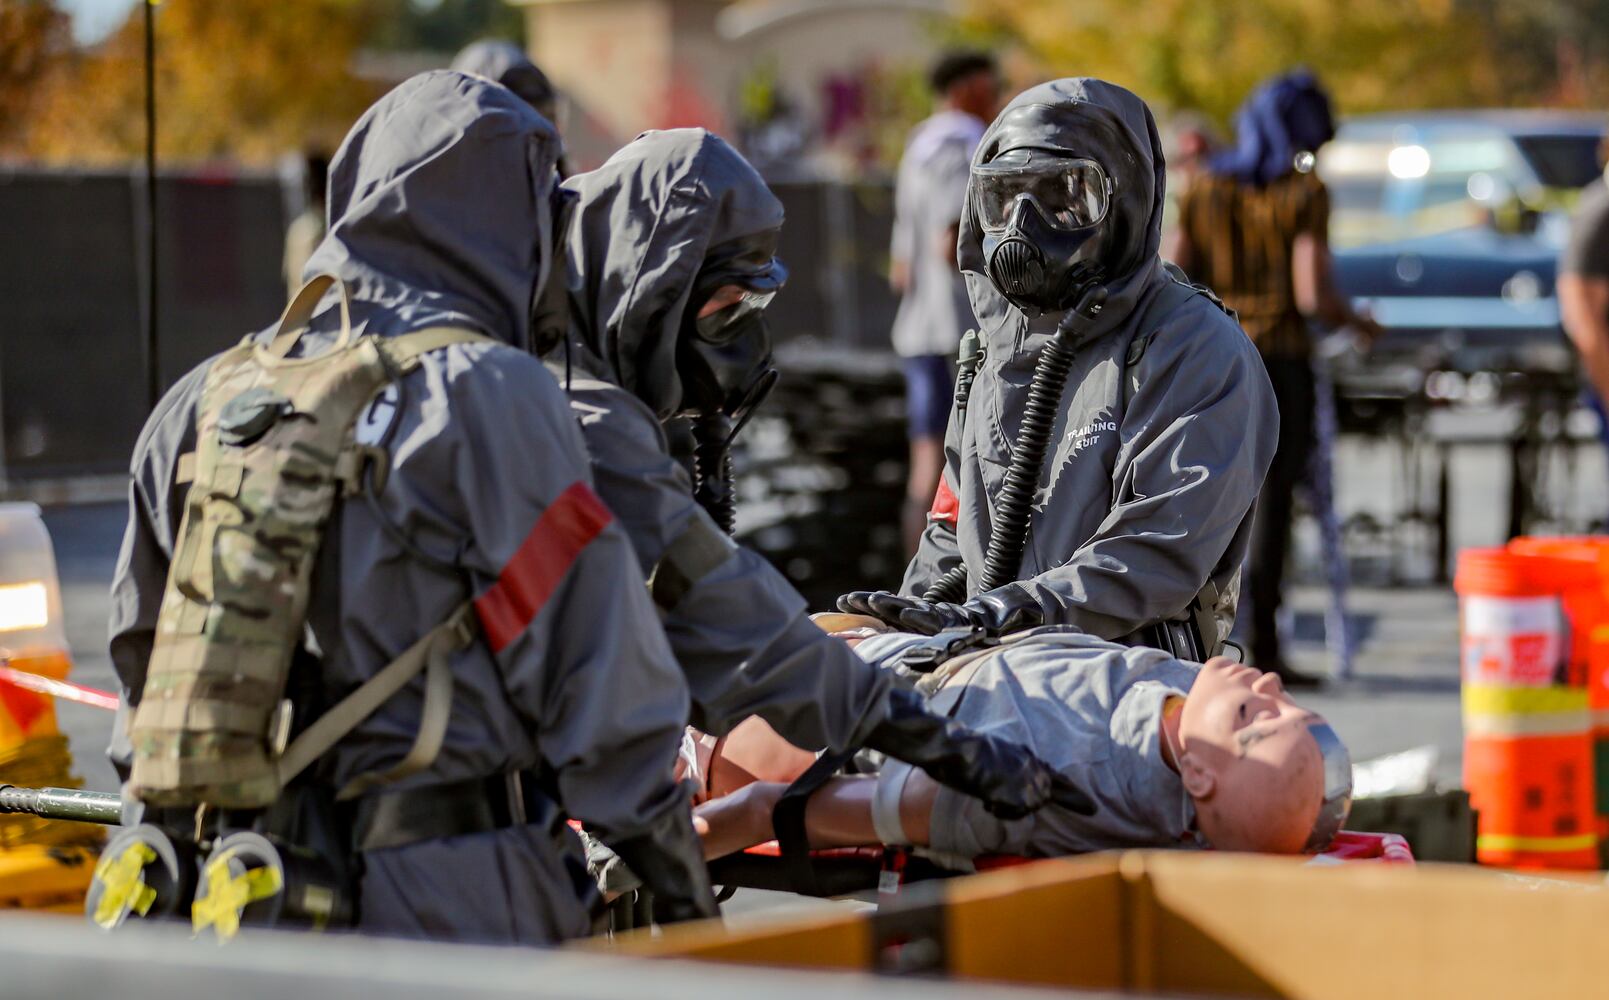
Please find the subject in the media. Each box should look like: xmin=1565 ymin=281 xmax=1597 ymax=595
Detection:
xmin=1169 ymin=70 xmax=1380 ymax=686
xmin=451 ymin=39 xmax=570 ymax=177
xmin=888 ymin=50 xmax=1000 ymax=555
xmin=1557 ymin=136 xmax=1609 ymax=502
xmin=282 ymin=147 xmax=328 ymax=300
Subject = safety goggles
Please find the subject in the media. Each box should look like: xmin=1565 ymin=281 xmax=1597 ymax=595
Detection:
xmin=1302 ymin=721 xmax=1354 ymax=853
xmin=694 ymin=286 xmax=777 ymax=342
xmin=971 ymin=149 xmax=1113 ymax=234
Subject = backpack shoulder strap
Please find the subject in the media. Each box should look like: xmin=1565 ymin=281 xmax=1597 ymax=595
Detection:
xmin=378 ymin=327 xmax=500 ymax=374
xmin=276 ymin=601 xmax=479 ymax=799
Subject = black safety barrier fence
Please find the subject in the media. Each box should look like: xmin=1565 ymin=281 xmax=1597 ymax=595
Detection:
xmin=0 ymin=171 xmax=902 ymax=480
xmin=0 ymin=169 xmax=917 ymax=597
xmin=0 ymin=168 xmax=300 ymax=483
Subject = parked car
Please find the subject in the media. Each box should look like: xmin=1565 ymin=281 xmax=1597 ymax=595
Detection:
xmin=1321 ymin=111 xmax=1603 ymax=377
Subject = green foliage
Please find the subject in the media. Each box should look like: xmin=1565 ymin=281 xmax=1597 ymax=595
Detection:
xmin=957 ymin=0 xmax=1609 ymax=124
xmin=365 ymin=0 xmax=525 ymax=52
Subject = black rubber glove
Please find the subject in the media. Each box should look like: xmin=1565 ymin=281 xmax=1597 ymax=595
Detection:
xmin=605 ymin=808 xmax=719 ymax=926
xmin=838 ymin=584 xmax=1044 ymax=637
xmin=862 ymin=687 xmax=1096 ymax=820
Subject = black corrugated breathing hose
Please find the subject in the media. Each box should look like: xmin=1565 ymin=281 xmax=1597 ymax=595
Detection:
xmin=691 ymin=412 xmax=737 ymax=535
xmin=977 ymin=285 xmax=1107 ymax=593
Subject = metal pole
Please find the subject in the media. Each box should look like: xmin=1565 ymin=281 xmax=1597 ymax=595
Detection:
xmin=0 ymin=784 xmax=123 ymax=825
xmin=143 ymin=0 xmax=159 ymax=411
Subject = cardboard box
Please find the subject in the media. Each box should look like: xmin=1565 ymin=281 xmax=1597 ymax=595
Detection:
xmin=611 ymin=851 xmax=1609 ymax=998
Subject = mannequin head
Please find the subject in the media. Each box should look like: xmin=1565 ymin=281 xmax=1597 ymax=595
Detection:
xmin=1171 ymin=657 xmax=1349 ymax=854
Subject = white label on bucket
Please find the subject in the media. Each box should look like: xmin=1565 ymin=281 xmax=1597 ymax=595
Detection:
xmin=1461 ymin=595 xmax=1564 ymax=686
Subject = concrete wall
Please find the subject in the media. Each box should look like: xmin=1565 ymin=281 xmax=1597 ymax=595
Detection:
xmin=519 ymin=0 xmax=953 ymax=170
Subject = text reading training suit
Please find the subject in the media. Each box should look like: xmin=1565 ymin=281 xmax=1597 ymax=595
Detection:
xmin=108 ymin=72 xmax=708 ymax=944
xmin=897 ymin=80 xmax=1279 ymax=645
xmin=553 ymin=129 xmax=1085 ymax=820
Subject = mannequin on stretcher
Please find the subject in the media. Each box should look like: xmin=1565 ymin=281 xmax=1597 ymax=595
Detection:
xmin=689 ymin=619 xmax=1353 ymax=865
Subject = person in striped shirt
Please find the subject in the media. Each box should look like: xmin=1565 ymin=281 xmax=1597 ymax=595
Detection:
xmin=1169 ymin=71 xmax=1380 ymax=686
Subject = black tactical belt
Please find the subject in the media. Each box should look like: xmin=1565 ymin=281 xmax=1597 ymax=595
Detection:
xmin=351 ymin=771 xmax=559 ymax=853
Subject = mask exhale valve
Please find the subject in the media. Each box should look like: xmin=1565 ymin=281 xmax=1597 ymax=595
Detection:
xmin=979 ymin=284 xmax=1106 ymax=593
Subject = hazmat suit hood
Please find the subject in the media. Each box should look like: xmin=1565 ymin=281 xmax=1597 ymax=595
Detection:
xmin=559 ymin=128 xmax=785 ymax=420
xmin=302 ymin=70 xmax=563 ymax=350
xmin=451 ymin=40 xmax=560 ymax=123
xmin=959 ymin=78 xmax=1167 ymax=338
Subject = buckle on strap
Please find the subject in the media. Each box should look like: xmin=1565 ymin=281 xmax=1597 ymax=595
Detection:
xmin=902 ymin=626 xmax=998 ymax=674
xmin=443 ymin=603 xmax=479 ymax=649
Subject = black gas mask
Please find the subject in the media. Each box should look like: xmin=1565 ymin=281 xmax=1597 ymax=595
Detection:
xmin=972 ymin=148 xmax=1112 ymax=312
xmin=674 ymin=244 xmax=786 ymax=534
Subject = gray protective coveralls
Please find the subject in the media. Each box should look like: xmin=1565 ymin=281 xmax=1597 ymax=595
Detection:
xmin=556 ymin=129 xmax=895 ymax=750
xmin=901 ymin=80 xmax=1279 ymax=644
xmin=553 ymin=130 xmax=1090 ymax=824
xmin=108 ymin=72 xmax=700 ymax=944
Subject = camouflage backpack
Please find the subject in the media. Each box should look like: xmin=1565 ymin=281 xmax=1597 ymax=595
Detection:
xmin=128 ymin=275 xmax=492 ymax=810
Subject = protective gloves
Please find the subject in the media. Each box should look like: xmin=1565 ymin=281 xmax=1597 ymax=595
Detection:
xmin=605 ymin=807 xmax=719 ymax=926
xmin=838 ymin=583 xmax=1044 ymax=637
xmin=862 ymin=687 xmax=1095 ymax=820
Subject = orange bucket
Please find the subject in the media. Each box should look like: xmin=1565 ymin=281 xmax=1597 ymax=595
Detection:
xmin=1508 ymin=537 xmax=1609 ymax=689
xmin=1455 ymin=548 xmax=1576 ymax=686
xmin=1508 ymin=537 xmax=1609 ymax=858
xmin=1463 ymin=685 xmax=1598 ymax=869
xmin=1457 ymin=548 xmax=1600 ymax=868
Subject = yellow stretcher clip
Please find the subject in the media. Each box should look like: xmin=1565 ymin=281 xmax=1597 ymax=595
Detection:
xmin=191 ymin=848 xmax=282 ymax=942
xmin=89 ymin=841 xmax=159 ymax=930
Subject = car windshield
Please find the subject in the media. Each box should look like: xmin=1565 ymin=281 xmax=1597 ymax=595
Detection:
xmin=1514 ymin=135 xmax=1603 ymax=188
xmin=1318 ymin=124 xmax=1602 ymax=248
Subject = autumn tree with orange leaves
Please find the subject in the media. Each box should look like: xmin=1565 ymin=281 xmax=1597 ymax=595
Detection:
xmin=15 ymin=0 xmax=381 ymax=166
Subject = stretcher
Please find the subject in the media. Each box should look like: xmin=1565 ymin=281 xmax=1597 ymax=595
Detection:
xmin=706 ymin=829 xmax=1414 ymax=901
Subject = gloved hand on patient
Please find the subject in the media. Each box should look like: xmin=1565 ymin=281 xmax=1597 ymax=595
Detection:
xmin=837 ymin=583 xmax=1043 ymax=636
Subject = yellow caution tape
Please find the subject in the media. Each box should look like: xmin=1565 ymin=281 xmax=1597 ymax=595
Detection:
xmin=89 ymin=841 xmax=159 ymax=930
xmin=191 ymin=849 xmax=282 ymax=942
xmin=1477 ymin=833 xmax=1598 ymax=853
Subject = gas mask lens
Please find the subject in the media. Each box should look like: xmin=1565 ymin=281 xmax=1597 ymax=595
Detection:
xmin=694 ymin=286 xmax=777 ymax=342
xmin=972 ymin=150 xmax=1112 ymax=234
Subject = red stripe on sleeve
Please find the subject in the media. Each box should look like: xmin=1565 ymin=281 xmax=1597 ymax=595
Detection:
xmin=928 ymin=474 xmax=959 ymax=528
xmin=474 ymin=481 xmax=614 ymax=654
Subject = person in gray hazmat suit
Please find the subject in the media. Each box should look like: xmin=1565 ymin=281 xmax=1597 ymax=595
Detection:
xmin=108 ymin=72 xmax=715 ymax=943
xmin=841 ymin=79 xmax=1278 ymax=659
xmin=546 ymin=127 xmax=1090 ymax=823
xmin=450 ymin=39 xmax=567 ymax=176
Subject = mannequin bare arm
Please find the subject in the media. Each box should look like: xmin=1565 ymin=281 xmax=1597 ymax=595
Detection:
xmin=693 ymin=774 xmax=940 ymax=860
